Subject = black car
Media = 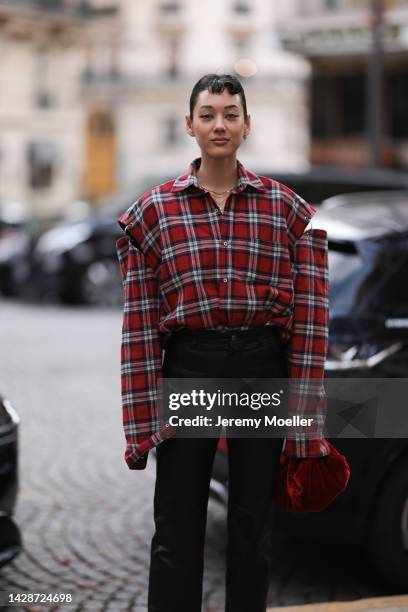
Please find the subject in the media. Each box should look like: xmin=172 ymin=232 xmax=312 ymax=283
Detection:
xmin=260 ymin=164 xmax=408 ymax=205
xmin=0 ymin=219 xmax=32 ymax=298
xmin=210 ymin=189 xmax=408 ymax=591
xmin=0 ymin=394 xmax=21 ymax=566
xmin=27 ymin=210 xmax=125 ymax=307
xmin=16 ymin=178 xmax=175 ymax=307
xmin=17 ymin=166 xmax=408 ymax=307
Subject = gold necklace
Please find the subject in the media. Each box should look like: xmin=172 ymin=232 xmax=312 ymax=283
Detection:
xmin=198 ymin=183 xmax=236 ymax=196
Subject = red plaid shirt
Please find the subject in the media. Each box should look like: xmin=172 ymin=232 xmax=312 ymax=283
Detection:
xmin=116 ymin=157 xmax=330 ymax=469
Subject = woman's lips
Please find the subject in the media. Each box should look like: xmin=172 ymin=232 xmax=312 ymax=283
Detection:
xmin=212 ymin=139 xmax=229 ymax=145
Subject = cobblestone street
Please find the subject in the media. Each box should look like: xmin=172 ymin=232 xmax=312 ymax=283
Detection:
xmin=0 ymin=300 xmax=393 ymax=611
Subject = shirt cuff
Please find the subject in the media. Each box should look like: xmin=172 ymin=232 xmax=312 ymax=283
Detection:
xmin=125 ymin=447 xmax=149 ymax=470
xmin=283 ymin=437 xmax=331 ymax=458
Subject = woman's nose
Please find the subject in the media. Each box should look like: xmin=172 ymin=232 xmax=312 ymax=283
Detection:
xmin=214 ymin=116 xmax=226 ymax=130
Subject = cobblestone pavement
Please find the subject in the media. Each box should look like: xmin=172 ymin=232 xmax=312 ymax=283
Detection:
xmin=0 ymin=300 xmax=393 ymax=612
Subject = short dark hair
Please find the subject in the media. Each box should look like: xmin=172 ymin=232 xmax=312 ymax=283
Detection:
xmin=189 ymin=73 xmax=248 ymax=120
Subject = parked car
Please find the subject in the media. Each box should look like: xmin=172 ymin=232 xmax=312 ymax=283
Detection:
xmin=0 ymin=394 xmax=21 ymax=567
xmin=0 ymin=219 xmax=32 ymax=297
xmin=28 ymin=210 xmax=124 ymax=307
xmin=260 ymin=165 xmax=408 ymax=205
xmin=17 ymin=182 xmax=173 ymax=306
xmin=209 ymin=189 xmax=408 ymax=591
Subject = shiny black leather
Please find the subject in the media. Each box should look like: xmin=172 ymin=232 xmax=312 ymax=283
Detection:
xmin=147 ymin=328 xmax=288 ymax=612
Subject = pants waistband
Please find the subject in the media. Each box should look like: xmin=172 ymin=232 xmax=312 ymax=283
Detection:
xmin=169 ymin=325 xmax=279 ymax=344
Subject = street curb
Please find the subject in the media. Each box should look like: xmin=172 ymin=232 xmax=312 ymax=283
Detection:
xmin=267 ymin=594 xmax=408 ymax=612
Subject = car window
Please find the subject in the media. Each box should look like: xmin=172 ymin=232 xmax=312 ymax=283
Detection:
xmin=329 ymin=237 xmax=408 ymax=317
xmin=365 ymin=248 xmax=408 ymax=316
xmin=328 ymin=243 xmax=368 ymax=316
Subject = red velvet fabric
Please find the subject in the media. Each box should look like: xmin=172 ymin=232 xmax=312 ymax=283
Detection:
xmin=272 ymin=441 xmax=351 ymax=512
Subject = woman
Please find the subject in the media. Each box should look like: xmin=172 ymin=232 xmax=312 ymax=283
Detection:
xmin=116 ymin=73 xmax=330 ymax=612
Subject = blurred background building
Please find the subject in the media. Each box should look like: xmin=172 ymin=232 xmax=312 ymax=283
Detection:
xmin=1 ymin=0 xmax=407 ymax=220
xmin=0 ymin=0 xmax=118 ymax=218
xmin=100 ymin=0 xmax=310 ymax=193
xmin=276 ymin=0 xmax=408 ymax=169
xmin=0 ymin=0 xmax=311 ymax=218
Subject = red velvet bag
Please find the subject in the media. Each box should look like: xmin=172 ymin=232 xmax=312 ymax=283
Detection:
xmin=272 ymin=440 xmax=351 ymax=513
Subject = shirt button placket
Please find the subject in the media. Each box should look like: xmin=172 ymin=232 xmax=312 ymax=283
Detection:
xmin=218 ymin=216 xmax=229 ymax=328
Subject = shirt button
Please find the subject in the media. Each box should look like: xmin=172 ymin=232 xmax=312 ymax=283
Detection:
xmin=223 ymin=278 xmax=228 ymax=283
xmin=223 ymin=241 xmax=228 ymax=247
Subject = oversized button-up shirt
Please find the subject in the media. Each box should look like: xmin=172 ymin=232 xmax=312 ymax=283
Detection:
xmin=116 ymin=157 xmax=330 ymax=470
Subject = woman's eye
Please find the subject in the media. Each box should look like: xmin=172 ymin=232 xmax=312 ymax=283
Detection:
xmin=199 ymin=114 xmax=239 ymax=119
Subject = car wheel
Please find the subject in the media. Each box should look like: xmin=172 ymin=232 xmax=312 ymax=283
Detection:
xmin=366 ymin=453 xmax=408 ymax=591
xmin=80 ymin=258 xmax=123 ymax=308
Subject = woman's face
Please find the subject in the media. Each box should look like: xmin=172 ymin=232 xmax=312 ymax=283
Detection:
xmin=186 ymin=88 xmax=250 ymax=159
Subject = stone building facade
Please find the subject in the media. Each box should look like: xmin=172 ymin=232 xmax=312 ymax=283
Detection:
xmin=0 ymin=0 xmax=311 ymax=218
xmin=276 ymin=0 xmax=408 ymax=169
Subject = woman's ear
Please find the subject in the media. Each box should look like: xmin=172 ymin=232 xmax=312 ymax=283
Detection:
xmin=185 ymin=115 xmax=194 ymax=136
xmin=244 ymin=114 xmax=251 ymax=138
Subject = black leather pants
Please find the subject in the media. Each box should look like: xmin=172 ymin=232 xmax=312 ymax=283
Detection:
xmin=147 ymin=326 xmax=288 ymax=612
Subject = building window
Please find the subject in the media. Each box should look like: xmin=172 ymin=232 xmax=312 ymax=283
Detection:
xmin=35 ymin=91 xmax=53 ymax=109
xmin=34 ymin=47 xmax=54 ymax=109
xmin=27 ymin=142 xmax=57 ymax=189
xmin=233 ymin=1 xmax=251 ymax=13
xmin=342 ymin=75 xmax=365 ymax=135
xmin=234 ymin=36 xmax=248 ymax=55
xmin=159 ymin=2 xmax=181 ymax=12
xmin=312 ymin=77 xmax=338 ymax=138
xmin=38 ymin=0 xmax=64 ymax=9
xmin=347 ymin=0 xmax=372 ymax=7
xmin=390 ymin=72 xmax=408 ymax=138
xmin=325 ymin=0 xmax=340 ymax=9
xmin=166 ymin=38 xmax=180 ymax=79
xmin=311 ymin=74 xmax=365 ymax=138
xmin=164 ymin=116 xmax=179 ymax=146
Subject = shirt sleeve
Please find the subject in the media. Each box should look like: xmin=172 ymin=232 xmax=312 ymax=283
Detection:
xmin=283 ymin=192 xmax=330 ymax=458
xmin=284 ymin=191 xmax=317 ymax=255
xmin=116 ymin=199 xmax=163 ymax=470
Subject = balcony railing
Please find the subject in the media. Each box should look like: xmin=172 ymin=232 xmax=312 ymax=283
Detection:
xmin=0 ymin=0 xmax=118 ymax=18
xmin=297 ymin=0 xmax=408 ymax=18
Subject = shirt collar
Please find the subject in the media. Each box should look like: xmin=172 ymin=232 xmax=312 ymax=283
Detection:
xmin=171 ymin=157 xmax=267 ymax=194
